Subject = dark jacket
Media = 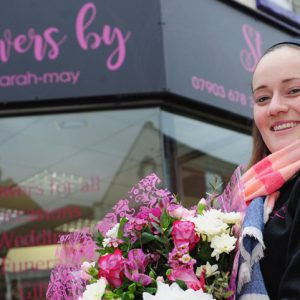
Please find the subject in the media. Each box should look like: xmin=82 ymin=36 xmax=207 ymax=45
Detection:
xmin=261 ymin=173 xmax=300 ymax=300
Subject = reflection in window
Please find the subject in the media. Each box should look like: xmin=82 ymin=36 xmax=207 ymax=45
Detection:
xmin=162 ymin=111 xmax=251 ymax=207
xmin=0 ymin=108 xmax=163 ymax=299
xmin=0 ymin=107 xmax=252 ymax=299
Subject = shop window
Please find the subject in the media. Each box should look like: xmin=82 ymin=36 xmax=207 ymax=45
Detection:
xmin=161 ymin=111 xmax=252 ymax=207
xmin=0 ymin=107 xmax=252 ymax=299
xmin=0 ymin=108 xmax=163 ymax=300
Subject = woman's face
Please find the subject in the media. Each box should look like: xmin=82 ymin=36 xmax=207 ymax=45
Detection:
xmin=253 ymin=46 xmax=300 ymax=153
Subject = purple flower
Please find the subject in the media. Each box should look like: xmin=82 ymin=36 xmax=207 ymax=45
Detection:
xmin=124 ymin=249 xmax=152 ymax=286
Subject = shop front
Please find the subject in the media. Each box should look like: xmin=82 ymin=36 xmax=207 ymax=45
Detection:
xmin=0 ymin=0 xmax=295 ymax=299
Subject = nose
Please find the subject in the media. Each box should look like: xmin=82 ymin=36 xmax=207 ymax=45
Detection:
xmin=267 ymin=93 xmax=288 ymax=116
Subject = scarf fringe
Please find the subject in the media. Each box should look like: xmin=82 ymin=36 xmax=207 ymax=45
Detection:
xmin=237 ymin=261 xmax=250 ymax=293
xmin=238 ymin=226 xmax=265 ymax=293
xmin=240 ymin=226 xmax=265 ymax=263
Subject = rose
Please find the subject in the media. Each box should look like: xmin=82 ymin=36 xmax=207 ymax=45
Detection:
xmin=98 ymin=248 xmax=124 ymax=288
xmin=171 ymin=220 xmax=199 ymax=251
xmin=167 ymin=204 xmax=195 ymax=219
xmin=168 ymin=266 xmax=203 ymax=291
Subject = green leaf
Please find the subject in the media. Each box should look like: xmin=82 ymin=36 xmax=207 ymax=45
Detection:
xmin=96 ymin=231 xmax=104 ymax=246
xmin=103 ymin=291 xmax=115 ymax=299
xmin=166 ymin=269 xmax=172 ymax=276
xmin=121 ymin=292 xmax=134 ymax=300
xmin=175 ymin=279 xmax=187 ymax=290
xmin=144 ymin=287 xmax=157 ymax=295
xmin=141 ymin=232 xmax=157 ymax=244
xmin=89 ymin=267 xmax=98 ymax=277
xmin=89 ymin=278 xmax=97 ymax=284
xmin=149 ymin=270 xmax=156 ymax=279
xmin=197 ymin=202 xmax=206 ymax=215
xmin=165 ymin=225 xmax=173 ymax=237
xmin=151 ymin=221 xmax=163 ymax=234
xmin=198 ymin=242 xmax=213 ymax=262
xmin=160 ymin=209 xmax=171 ymax=229
xmin=153 ymin=235 xmax=165 ymax=244
xmin=118 ymin=217 xmax=128 ymax=239
xmin=223 ymin=290 xmax=234 ymax=298
xmin=149 ymin=213 xmax=160 ymax=224
xmin=128 ymin=283 xmax=137 ymax=293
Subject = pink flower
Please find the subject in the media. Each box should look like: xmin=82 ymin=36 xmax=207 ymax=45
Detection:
xmin=135 ymin=207 xmax=162 ymax=234
xmin=124 ymin=249 xmax=152 ymax=286
xmin=98 ymin=249 xmax=124 ymax=288
xmin=171 ymin=220 xmax=200 ymax=251
xmin=137 ymin=207 xmax=162 ymax=224
xmin=168 ymin=204 xmax=196 ymax=219
xmin=168 ymin=266 xmax=203 ymax=291
xmin=124 ymin=217 xmax=148 ymax=243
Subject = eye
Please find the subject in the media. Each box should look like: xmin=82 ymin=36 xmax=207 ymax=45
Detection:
xmin=255 ymin=96 xmax=270 ymax=104
xmin=289 ymin=88 xmax=300 ymax=95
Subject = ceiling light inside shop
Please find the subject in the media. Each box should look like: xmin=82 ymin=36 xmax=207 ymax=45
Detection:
xmin=0 ymin=208 xmax=24 ymax=224
xmin=19 ymin=170 xmax=85 ymax=194
xmin=55 ymin=218 xmax=98 ymax=233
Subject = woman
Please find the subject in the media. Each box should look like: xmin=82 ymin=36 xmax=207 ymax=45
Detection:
xmin=238 ymin=40 xmax=300 ymax=299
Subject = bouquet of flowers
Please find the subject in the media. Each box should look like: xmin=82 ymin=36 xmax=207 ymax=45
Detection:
xmin=47 ymin=171 xmax=245 ymax=300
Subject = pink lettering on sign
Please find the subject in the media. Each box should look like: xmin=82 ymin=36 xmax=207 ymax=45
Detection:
xmin=191 ymin=75 xmax=252 ymax=108
xmin=76 ymin=2 xmax=131 ymax=71
xmin=240 ymin=24 xmax=262 ymax=73
xmin=0 ymin=28 xmax=67 ymax=63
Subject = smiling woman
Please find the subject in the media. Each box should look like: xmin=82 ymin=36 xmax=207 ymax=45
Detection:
xmin=237 ymin=39 xmax=300 ymax=300
xmin=252 ymin=45 xmax=300 ymax=153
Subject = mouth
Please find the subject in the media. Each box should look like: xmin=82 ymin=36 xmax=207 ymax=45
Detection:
xmin=271 ymin=122 xmax=299 ymax=132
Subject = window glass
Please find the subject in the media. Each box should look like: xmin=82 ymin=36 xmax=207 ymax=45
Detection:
xmin=0 ymin=108 xmax=163 ymax=300
xmin=161 ymin=111 xmax=252 ymax=207
xmin=0 ymin=107 xmax=252 ymax=299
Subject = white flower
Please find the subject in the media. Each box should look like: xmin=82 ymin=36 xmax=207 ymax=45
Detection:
xmin=78 ymin=278 xmax=107 ymax=300
xmin=219 ymin=211 xmax=242 ymax=224
xmin=187 ymin=215 xmax=228 ymax=240
xmin=179 ymin=254 xmax=192 ymax=264
xmin=102 ymin=237 xmax=111 ymax=247
xmin=210 ymin=233 xmax=237 ymax=260
xmin=202 ymin=209 xmax=223 ymax=219
xmin=196 ymin=262 xmax=219 ymax=278
xmin=201 ymin=209 xmax=242 ymax=225
xmin=106 ymin=223 xmax=120 ymax=238
xmin=143 ymin=281 xmax=215 ymax=300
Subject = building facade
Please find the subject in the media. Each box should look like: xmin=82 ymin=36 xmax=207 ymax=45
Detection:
xmin=0 ymin=1 xmax=298 ymax=299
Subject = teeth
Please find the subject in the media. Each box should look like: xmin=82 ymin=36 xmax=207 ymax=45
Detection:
xmin=273 ymin=122 xmax=298 ymax=131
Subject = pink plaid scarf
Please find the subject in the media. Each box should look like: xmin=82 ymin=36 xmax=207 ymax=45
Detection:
xmin=241 ymin=140 xmax=300 ymax=212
